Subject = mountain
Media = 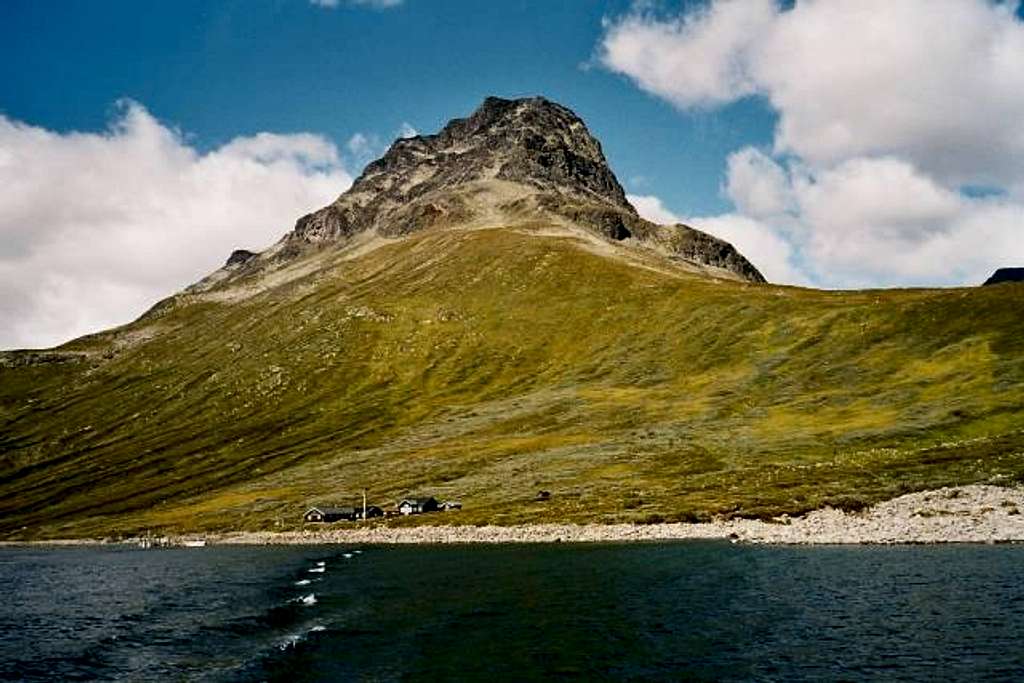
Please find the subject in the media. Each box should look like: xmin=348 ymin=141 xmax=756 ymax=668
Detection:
xmin=2 ymin=97 xmax=1023 ymax=540
xmin=193 ymin=96 xmax=764 ymax=292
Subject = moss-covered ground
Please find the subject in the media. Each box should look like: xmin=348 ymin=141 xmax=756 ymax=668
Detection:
xmin=2 ymin=227 xmax=1023 ymax=539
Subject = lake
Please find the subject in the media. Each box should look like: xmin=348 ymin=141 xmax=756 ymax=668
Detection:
xmin=1 ymin=542 xmax=1022 ymax=681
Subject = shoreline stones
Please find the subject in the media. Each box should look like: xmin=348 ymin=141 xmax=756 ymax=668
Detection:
xmin=8 ymin=485 xmax=1023 ymax=548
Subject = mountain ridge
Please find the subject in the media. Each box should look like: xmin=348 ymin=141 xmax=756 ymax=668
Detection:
xmin=206 ymin=96 xmax=765 ymax=289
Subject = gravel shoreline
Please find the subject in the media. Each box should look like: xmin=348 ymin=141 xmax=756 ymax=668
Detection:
xmin=6 ymin=485 xmax=1023 ymax=547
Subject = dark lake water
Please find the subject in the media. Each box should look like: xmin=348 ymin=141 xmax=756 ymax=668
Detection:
xmin=2 ymin=542 xmax=1023 ymax=681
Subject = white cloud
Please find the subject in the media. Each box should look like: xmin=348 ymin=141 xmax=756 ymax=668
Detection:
xmin=751 ymin=0 xmax=1024 ymax=187
xmin=630 ymin=193 xmax=804 ymax=285
xmin=601 ymin=0 xmax=1024 ymax=287
xmin=397 ymin=122 xmax=419 ymax=139
xmin=600 ymin=0 xmax=776 ymax=107
xmin=0 ymin=101 xmax=352 ymax=350
xmin=346 ymin=131 xmax=380 ymax=158
xmin=791 ymin=158 xmax=1024 ymax=287
xmin=723 ymin=147 xmax=791 ymax=219
xmin=628 ymin=193 xmax=683 ymax=225
xmin=602 ymin=0 xmax=1024 ymax=186
xmin=719 ymin=148 xmax=1024 ymax=287
xmin=310 ymin=0 xmax=403 ymax=8
xmin=688 ymin=212 xmax=808 ymax=286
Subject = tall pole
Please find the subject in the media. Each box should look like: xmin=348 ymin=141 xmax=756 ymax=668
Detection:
xmin=363 ymin=489 xmax=367 ymax=520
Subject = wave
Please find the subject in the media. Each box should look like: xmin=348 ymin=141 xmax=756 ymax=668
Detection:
xmin=276 ymin=624 xmax=328 ymax=652
xmin=307 ymin=567 xmax=325 ymax=573
xmin=293 ymin=594 xmax=317 ymax=607
xmin=294 ymin=579 xmax=311 ymax=586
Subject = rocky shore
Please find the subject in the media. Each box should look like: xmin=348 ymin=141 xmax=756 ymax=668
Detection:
xmin=213 ymin=484 xmax=1024 ymax=546
xmin=6 ymin=485 xmax=1022 ymax=547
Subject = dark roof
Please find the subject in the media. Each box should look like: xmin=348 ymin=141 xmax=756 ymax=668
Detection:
xmin=307 ymin=506 xmax=356 ymax=516
xmin=399 ymin=497 xmax=437 ymax=506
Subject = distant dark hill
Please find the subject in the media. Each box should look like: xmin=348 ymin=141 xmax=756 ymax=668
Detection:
xmin=1 ymin=97 xmax=1023 ymax=540
xmin=984 ymin=268 xmax=1024 ymax=286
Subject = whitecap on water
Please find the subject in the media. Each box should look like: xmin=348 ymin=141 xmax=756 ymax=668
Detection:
xmin=293 ymin=593 xmax=317 ymax=606
xmin=308 ymin=567 xmax=325 ymax=573
xmin=278 ymin=634 xmax=303 ymax=651
xmin=342 ymin=553 xmax=354 ymax=559
xmin=316 ymin=561 xmax=325 ymax=567
xmin=278 ymin=624 xmax=325 ymax=651
xmin=294 ymin=579 xmax=311 ymax=586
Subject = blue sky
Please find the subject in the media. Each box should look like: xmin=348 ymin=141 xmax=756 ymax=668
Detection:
xmin=0 ymin=0 xmax=774 ymax=216
xmin=2 ymin=0 xmax=1024 ymax=349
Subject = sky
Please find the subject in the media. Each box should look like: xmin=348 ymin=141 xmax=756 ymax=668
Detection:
xmin=1 ymin=0 xmax=1023 ymax=349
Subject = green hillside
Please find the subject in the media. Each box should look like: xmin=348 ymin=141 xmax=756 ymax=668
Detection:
xmin=2 ymin=225 xmax=1023 ymax=539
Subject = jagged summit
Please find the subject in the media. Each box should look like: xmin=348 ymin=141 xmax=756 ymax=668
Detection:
xmin=221 ymin=96 xmax=765 ymax=284
xmin=366 ymin=96 xmax=631 ymax=210
xmin=287 ymin=96 xmax=633 ymax=245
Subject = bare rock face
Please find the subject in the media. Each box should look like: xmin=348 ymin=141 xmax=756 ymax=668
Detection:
xmin=272 ymin=96 xmax=764 ymax=283
xmin=286 ymin=96 xmax=633 ymax=242
xmin=225 ymin=249 xmax=258 ymax=267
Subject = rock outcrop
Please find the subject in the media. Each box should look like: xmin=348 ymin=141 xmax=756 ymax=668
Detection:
xmin=225 ymin=249 xmax=258 ymax=267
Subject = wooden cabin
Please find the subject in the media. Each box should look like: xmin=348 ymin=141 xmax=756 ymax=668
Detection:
xmin=397 ymin=497 xmax=440 ymax=515
xmin=357 ymin=505 xmax=384 ymax=520
xmin=304 ymin=506 xmax=356 ymax=523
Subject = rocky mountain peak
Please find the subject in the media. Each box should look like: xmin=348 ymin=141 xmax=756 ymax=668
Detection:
xmin=227 ymin=95 xmax=766 ymax=284
xmin=364 ymin=95 xmax=632 ymax=211
xmin=285 ymin=96 xmax=635 ymax=247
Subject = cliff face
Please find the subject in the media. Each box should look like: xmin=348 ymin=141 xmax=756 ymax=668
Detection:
xmin=264 ymin=96 xmax=765 ymax=283
xmin=288 ymin=96 xmax=632 ymax=243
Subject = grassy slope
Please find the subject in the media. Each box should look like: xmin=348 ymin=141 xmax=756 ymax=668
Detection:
xmin=2 ymin=227 xmax=1023 ymax=539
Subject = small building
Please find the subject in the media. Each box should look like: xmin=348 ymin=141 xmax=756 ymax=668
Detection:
xmin=398 ymin=497 xmax=440 ymax=515
xmin=304 ymin=506 xmax=357 ymax=523
xmin=440 ymin=500 xmax=462 ymax=511
xmin=357 ymin=505 xmax=384 ymax=520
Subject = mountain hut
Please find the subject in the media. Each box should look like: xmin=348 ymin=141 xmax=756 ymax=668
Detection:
xmin=397 ymin=497 xmax=440 ymax=515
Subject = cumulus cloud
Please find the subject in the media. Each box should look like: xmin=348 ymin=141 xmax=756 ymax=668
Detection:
xmin=310 ymin=0 xmax=403 ymax=8
xmin=627 ymin=194 xmax=683 ymax=226
xmin=346 ymin=131 xmax=382 ymax=168
xmin=397 ymin=122 xmax=419 ymax=139
xmin=0 ymin=101 xmax=352 ymax=350
xmin=600 ymin=0 xmax=776 ymax=107
xmin=688 ymin=212 xmax=808 ymax=286
xmin=602 ymin=0 xmax=1024 ymax=288
xmin=718 ymin=148 xmax=1024 ymax=287
xmin=630 ymin=193 xmax=805 ymax=285
xmin=723 ymin=147 xmax=791 ymax=220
